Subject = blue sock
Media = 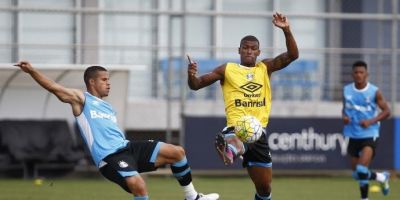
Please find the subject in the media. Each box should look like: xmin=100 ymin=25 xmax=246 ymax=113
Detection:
xmin=171 ymin=157 xmax=192 ymax=186
xmin=134 ymin=196 xmax=149 ymax=200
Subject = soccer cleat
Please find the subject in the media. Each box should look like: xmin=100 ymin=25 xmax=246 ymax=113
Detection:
xmin=215 ymin=132 xmax=233 ymax=165
xmin=380 ymin=171 xmax=390 ymax=196
xmin=186 ymin=193 xmax=219 ymax=200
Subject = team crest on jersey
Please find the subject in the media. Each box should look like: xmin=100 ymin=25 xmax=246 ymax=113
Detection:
xmin=118 ymin=160 xmax=129 ymax=168
xmin=246 ymin=73 xmax=254 ymax=81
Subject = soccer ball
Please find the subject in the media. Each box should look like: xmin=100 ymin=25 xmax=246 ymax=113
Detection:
xmin=234 ymin=115 xmax=263 ymax=143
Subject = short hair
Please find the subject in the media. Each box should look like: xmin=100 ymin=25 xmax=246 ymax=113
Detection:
xmin=84 ymin=66 xmax=107 ymax=85
xmin=240 ymin=35 xmax=259 ymax=47
xmin=352 ymin=60 xmax=367 ymax=70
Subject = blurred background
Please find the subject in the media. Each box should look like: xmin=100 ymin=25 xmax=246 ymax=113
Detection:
xmin=0 ymin=0 xmax=399 ymax=179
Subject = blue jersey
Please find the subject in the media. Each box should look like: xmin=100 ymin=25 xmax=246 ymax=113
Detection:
xmin=343 ymin=82 xmax=380 ymax=138
xmin=76 ymin=92 xmax=129 ymax=167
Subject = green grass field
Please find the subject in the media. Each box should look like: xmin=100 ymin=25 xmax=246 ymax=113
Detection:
xmin=0 ymin=176 xmax=398 ymax=200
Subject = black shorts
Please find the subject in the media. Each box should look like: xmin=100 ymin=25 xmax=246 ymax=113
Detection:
xmin=222 ymin=126 xmax=272 ymax=168
xmin=347 ymin=137 xmax=379 ymax=158
xmin=242 ymin=132 xmax=272 ymax=168
xmin=99 ymin=140 xmax=162 ymax=193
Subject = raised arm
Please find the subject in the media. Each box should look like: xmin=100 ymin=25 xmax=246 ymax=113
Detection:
xmin=187 ymin=55 xmax=225 ymax=90
xmin=263 ymin=12 xmax=299 ymax=75
xmin=14 ymin=61 xmax=85 ymax=116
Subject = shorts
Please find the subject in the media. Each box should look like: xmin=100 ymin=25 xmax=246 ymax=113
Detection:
xmin=222 ymin=127 xmax=272 ymax=168
xmin=99 ymin=140 xmax=162 ymax=193
xmin=242 ymin=132 xmax=272 ymax=168
xmin=347 ymin=137 xmax=379 ymax=158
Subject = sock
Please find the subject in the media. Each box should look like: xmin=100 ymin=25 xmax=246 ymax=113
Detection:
xmin=183 ymin=182 xmax=198 ymax=200
xmin=361 ymin=199 xmax=368 ymax=200
xmin=171 ymin=157 xmax=192 ymax=186
xmin=360 ymin=184 xmax=369 ymax=199
xmin=254 ymin=193 xmax=271 ymax=200
xmin=368 ymin=171 xmax=377 ymax=180
xmin=134 ymin=196 xmax=149 ymax=200
xmin=356 ymin=164 xmax=369 ymax=199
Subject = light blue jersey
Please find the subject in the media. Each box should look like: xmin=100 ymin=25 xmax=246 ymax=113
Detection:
xmin=76 ymin=92 xmax=129 ymax=167
xmin=343 ymin=82 xmax=380 ymax=138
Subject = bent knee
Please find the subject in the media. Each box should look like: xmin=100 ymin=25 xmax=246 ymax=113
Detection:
xmin=125 ymin=176 xmax=147 ymax=196
xmin=168 ymin=145 xmax=186 ymax=160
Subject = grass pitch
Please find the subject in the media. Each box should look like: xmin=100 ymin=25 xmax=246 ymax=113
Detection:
xmin=0 ymin=176 xmax=398 ymax=200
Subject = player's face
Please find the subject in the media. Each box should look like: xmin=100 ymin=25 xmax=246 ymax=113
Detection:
xmin=352 ymin=66 xmax=368 ymax=85
xmin=238 ymin=40 xmax=260 ymax=67
xmin=92 ymin=71 xmax=110 ymax=98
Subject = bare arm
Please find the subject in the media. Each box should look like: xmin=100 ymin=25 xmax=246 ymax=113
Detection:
xmin=187 ymin=55 xmax=225 ymax=90
xmin=263 ymin=12 xmax=299 ymax=75
xmin=342 ymin=96 xmax=350 ymax=124
xmin=360 ymin=90 xmax=391 ymax=128
xmin=14 ymin=61 xmax=85 ymax=116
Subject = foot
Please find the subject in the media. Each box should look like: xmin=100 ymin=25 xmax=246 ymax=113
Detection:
xmin=380 ymin=171 xmax=390 ymax=196
xmin=188 ymin=193 xmax=219 ymax=200
xmin=215 ymin=132 xmax=233 ymax=165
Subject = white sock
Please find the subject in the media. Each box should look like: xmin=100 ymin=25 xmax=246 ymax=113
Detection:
xmin=183 ymin=183 xmax=198 ymax=200
xmin=376 ymin=172 xmax=386 ymax=182
xmin=361 ymin=198 xmax=368 ymax=200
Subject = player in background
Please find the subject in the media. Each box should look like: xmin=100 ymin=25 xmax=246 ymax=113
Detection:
xmin=342 ymin=60 xmax=391 ymax=200
xmin=14 ymin=61 xmax=219 ymax=200
xmin=187 ymin=12 xmax=298 ymax=200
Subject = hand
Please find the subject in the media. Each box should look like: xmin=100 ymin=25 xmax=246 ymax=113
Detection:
xmin=14 ymin=61 xmax=33 ymax=73
xmin=359 ymin=119 xmax=373 ymax=128
xmin=343 ymin=116 xmax=350 ymax=124
xmin=272 ymin=12 xmax=289 ymax=30
xmin=187 ymin=54 xmax=197 ymax=77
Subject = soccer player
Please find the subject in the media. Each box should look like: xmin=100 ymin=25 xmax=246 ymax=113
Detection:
xmin=342 ymin=60 xmax=391 ymax=200
xmin=187 ymin=12 xmax=298 ymax=200
xmin=14 ymin=61 xmax=219 ymax=200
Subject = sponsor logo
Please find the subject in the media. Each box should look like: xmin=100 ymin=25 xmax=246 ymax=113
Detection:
xmin=268 ymin=127 xmax=348 ymax=156
xmin=118 ymin=160 xmax=129 ymax=168
xmin=345 ymin=103 xmax=372 ymax=112
xmin=90 ymin=110 xmax=117 ymax=123
xmin=235 ymin=98 xmax=265 ymax=107
xmin=240 ymin=82 xmax=262 ymax=93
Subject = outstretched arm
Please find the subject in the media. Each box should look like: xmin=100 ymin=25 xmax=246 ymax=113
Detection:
xmin=263 ymin=12 xmax=299 ymax=75
xmin=187 ymin=55 xmax=225 ymax=90
xmin=14 ymin=61 xmax=85 ymax=116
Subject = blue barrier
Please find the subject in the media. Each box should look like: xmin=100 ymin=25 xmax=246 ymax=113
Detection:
xmin=395 ymin=118 xmax=400 ymax=170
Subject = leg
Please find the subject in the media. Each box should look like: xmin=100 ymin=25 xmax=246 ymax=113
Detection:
xmin=355 ymin=146 xmax=374 ymax=200
xmin=99 ymin=164 xmax=149 ymax=199
xmin=154 ymin=143 xmax=219 ymax=200
xmin=125 ymin=175 xmax=148 ymax=197
xmin=247 ymin=166 xmax=272 ymax=200
xmin=215 ymin=127 xmax=245 ymax=165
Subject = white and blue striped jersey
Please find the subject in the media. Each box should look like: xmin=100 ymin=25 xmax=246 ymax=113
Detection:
xmin=76 ymin=92 xmax=129 ymax=167
xmin=343 ymin=82 xmax=380 ymax=138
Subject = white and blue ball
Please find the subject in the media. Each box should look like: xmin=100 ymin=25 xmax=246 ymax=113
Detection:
xmin=234 ymin=115 xmax=263 ymax=143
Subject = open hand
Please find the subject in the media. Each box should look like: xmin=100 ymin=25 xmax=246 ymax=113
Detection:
xmin=272 ymin=12 xmax=289 ymax=29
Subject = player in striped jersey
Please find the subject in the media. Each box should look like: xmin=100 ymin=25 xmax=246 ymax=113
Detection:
xmin=15 ymin=61 xmax=219 ymax=200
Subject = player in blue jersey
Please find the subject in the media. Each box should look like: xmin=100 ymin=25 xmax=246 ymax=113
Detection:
xmin=14 ymin=61 xmax=219 ymax=200
xmin=342 ymin=60 xmax=391 ymax=200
